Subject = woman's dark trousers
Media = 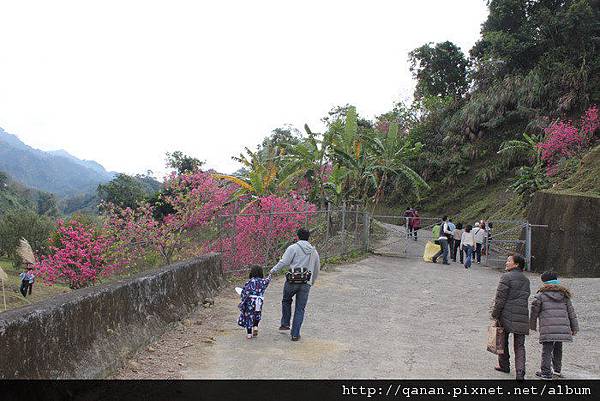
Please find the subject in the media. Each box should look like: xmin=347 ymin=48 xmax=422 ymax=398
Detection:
xmin=452 ymin=240 xmax=462 ymax=262
xmin=498 ymin=332 xmax=526 ymax=378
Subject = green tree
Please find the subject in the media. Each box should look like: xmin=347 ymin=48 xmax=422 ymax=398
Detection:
xmin=97 ymin=173 xmax=148 ymax=209
xmin=165 ymin=151 xmax=205 ymax=174
xmin=0 ymin=209 xmax=54 ymax=264
xmin=367 ymin=122 xmax=429 ymax=211
xmin=259 ymin=126 xmax=302 ymax=158
xmin=408 ymin=41 xmax=470 ymax=100
xmin=37 ymin=192 xmax=60 ymax=217
xmin=281 ymin=124 xmax=334 ymax=207
xmin=213 ymin=145 xmax=305 ymax=203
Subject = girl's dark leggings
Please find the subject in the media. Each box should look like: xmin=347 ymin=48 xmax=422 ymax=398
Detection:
xmin=246 ymin=320 xmax=260 ymax=334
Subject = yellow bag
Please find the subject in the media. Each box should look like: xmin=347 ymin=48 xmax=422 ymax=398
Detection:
xmin=423 ymin=241 xmax=440 ymax=262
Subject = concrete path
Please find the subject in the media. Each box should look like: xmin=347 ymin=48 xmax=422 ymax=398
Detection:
xmin=116 ymin=225 xmax=600 ymax=379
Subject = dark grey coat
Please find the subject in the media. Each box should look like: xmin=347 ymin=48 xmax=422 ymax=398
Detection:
xmin=530 ymin=284 xmax=579 ymax=343
xmin=491 ymin=269 xmax=531 ymax=334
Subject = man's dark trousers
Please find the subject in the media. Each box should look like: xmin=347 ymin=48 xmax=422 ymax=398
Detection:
xmin=281 ymin=281 xmax=311 ymax=338
xmin=499 ymin=332 xmax=526 ymax=377
xmin=433 ymin=239 xmax=449 ymax=263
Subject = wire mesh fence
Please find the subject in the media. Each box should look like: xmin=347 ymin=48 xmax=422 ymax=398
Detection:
xmin=212 ymin=203 xmax=370 ymax=274
xmin=181 ymin=204 xmax=532 ymax=275
xmin=368 ymin=214 xmax=532 ymax=270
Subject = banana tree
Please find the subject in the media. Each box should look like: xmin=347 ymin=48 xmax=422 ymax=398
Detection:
xmin=212 ymin=146 xmax=305 ymax=210
xmin=281 ymin=124 xmax=334 ymax=207
xmin=498 ymin=133 xmax=544 ymax=166
xmin=366 ymin=121 xmax=429 ymax=213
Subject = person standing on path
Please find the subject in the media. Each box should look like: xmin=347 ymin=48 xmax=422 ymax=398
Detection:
xmin=270 ymin=228 xmax=320 ymax=341
xmin=452 ymin=223 xmax=464 ymax=263
xmin=432 ymin=216 xmax=452 ymax=265
xmin=529 ymin=271 xmax=579 ymax=380
xmin=411 ymin=210 xmax=421 ymax=241
xmin=447 ymin=218 xmax=456 ymax=259
xmin=473 ymin=222 xmax=486 ymax=264
xmin=461 ymin=224 xmax=475 ymax=268
xmin=404 ymin=207 xmax=414 ymax=238
xmin=491 ymin=253 xmax=531 ymax=381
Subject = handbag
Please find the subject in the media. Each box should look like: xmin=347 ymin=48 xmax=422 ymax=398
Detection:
xmin=487 ymin=320 xmax=505 ymax=355
xmin=285 ymin=267 xmax=312 ymax=284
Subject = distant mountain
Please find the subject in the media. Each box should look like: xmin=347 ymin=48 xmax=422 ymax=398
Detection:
xmin=0 ymin=127 xmax=115 ymax=197
xmin=47 ymin=149 xmax=117 ymax=176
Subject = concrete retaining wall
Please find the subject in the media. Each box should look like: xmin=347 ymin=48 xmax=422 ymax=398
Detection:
xmin=528 ymin=191 xmax=600 ymax=277
xmin=0 ymin=253 xmax=223 ymax=378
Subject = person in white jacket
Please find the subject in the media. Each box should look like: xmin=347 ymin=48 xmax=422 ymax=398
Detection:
xmin=270 ymin=228 xmax=320 ymax=341
xmin=473 ymin=222 xmax=486 ymax=264
xmin=461 ymin=225 xmax=476 ymax=269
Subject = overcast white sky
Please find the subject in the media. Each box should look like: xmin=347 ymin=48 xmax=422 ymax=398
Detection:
xmin=0 ymin=0 xmax=488 ymax=177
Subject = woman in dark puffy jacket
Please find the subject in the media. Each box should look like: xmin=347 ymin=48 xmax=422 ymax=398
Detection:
xmin=491 ymin=253 xmax=530 ymax=380
xmin=530 ymin=271 xmax=579 ymax=380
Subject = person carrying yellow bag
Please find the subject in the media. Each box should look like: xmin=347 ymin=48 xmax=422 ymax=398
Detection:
xmin=423 ymin=223 xmax=442 ymax=262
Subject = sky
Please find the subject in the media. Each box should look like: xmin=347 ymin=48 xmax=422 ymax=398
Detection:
xmin=0 ymin=0 xmax=489 ymax=177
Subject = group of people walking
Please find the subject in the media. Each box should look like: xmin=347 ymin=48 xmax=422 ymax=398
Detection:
xmin=428 ymin=214 xmax=490 ymax=268
xmin=234 ymin=222 xmax=580 ymax=381
xmin=491 ymin=254 xmax=579 ymax=380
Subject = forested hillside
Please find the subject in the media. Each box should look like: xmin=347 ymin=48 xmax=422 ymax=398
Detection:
xmin=0 ymin=128 xmax=114 ymax=196
xmin=371 ymin=0 xmax=600 ymax=220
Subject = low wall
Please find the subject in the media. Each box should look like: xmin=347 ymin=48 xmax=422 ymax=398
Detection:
xmin=528 ymin=191 xmax=600 ymax=277
xmin=0 ymin=253 xmax=223 ymax=378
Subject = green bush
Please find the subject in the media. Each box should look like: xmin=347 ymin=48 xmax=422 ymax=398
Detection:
xmin=0 ymin=210 xmax=55 ymax=265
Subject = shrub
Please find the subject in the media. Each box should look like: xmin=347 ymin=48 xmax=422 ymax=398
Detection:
xmin=538 ymin=105 xmax=599 ymax=175
xmin=35 ymin=219 xmax=116 ymax=289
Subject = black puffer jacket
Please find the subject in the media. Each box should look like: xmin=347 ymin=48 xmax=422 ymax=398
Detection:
xmin=491 ymin=269 xmax=531 ymax=334
xmin=530 ymin=284 xmax=579 ymax=343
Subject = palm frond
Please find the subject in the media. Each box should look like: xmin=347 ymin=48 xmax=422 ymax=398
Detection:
xmin=212 ymin=174 xmax=254 ymax=191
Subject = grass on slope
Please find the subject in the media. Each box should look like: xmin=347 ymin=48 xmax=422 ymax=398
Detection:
xmin=375 ymin=168 xmax=526 ymax=225
xmin=0 ymin=258 xmax=70 ymax=313
xmin=549 ymin=144 xmax=600 ymax=198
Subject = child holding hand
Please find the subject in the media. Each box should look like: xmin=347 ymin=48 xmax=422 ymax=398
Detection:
xmin=238 ymin=265 xmax=272 ymax=339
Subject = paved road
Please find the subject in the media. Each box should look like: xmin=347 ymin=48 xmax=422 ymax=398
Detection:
xmin=117 ymin=225 xmax=600 ymax=379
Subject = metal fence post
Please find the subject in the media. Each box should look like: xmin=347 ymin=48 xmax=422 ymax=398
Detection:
xmin=265 ymin=204 xmax=275 ymax=268
xmin=341 ymin=202 xmax=346 ymax=254
xmin=404 ymin=216 xmax=410 ymax=254
xmin=354 ymin=204 xmax=359 ymax=248
xmin=218 ymin=214 xmax=223 ymax=257
xmin=525 ymin=222 xmax=532 ymax=271
xmin=232 ymin=202 xmax=238 ymax=271
xmin=325 ymin=202 xmax=331 ymax=242
xmin=363 ymin=210 xmax=370 ymax=251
